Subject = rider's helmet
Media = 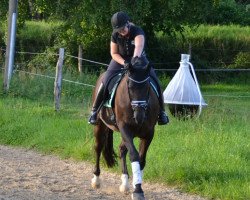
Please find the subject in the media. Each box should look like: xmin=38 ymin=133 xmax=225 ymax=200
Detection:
xmin=111 ymin=11 xmax=129 ymax=33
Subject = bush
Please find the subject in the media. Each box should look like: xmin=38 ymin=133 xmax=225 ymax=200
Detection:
xmin=228 ymin=52 xmax=250 ymax=69
xmin=155 ymin=25 xmax=250 ymax=70
xmin=15 ymin=21 xmax=62 ymax=67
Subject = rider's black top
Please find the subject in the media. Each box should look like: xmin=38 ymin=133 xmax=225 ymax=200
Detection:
xmin=111 ymin=24 xmax=146 ymax=59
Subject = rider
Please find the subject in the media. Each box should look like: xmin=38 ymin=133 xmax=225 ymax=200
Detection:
xmin=88 ymin=11 xmax=169 ymax=125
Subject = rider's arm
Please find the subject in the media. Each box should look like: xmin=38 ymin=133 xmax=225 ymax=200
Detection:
xmin=110 ymin=41 xmax=125 ymax=65
xmin=133 ymin=35 xmax=145 ymax=57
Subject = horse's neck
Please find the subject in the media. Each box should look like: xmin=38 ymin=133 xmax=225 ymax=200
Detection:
xmin=117 ymin=76 xmax=129 ymax=100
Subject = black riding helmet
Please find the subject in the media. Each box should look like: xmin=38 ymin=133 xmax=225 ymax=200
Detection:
xmin=111 ymin=11 xmax=129 ymax=33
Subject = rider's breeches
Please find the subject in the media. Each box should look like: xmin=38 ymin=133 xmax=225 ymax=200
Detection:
xmin=102 ymin=59 xmax=123 ymax=86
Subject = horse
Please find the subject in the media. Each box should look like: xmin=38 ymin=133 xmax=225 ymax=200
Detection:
xmin=90 ymin=57 xmax=160 ymax=200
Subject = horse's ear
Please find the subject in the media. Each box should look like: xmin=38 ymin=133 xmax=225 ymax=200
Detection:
xmin=131 ymin=56 xmax=149 ymax=70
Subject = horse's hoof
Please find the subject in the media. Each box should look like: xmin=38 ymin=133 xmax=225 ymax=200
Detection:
xmin=119 ymin=184 xmax=130 ymax=194
xmin=119 ymin=174 xmax=129 ymax=194
xmin=91 ymin=175 xmax=101 ymax=189
xmin=131 ymin=192 xmax=145 ymax=200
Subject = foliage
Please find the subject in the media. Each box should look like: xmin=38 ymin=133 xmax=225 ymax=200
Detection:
xmin=154 ymin=25 xmax=250 ymax=70
xmin=206 ymin=0 xmax=250 ymax=25
xmin=228 ymin=52 xmax=250 ymax=68
xmin=54 ymin=0 xmax=218 ymax=59
xmin=13 ymin=21 xmax=62 ymax=71
xmin=0 ymin=0 xmax=8 ymax=20
xmin=3 ymin=0 xmax=248 ymax=63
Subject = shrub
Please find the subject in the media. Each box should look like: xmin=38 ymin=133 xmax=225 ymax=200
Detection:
xmin=228 ymin=52 xmax=250 ymax=69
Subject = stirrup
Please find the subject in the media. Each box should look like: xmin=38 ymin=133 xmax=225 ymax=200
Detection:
xmin=158 ymin=111 xmax=169 ymax=125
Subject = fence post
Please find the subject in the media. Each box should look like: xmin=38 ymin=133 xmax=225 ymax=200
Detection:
xmin=54 ymin=48 xmax=64 ymax=112
xmin=78 ymin=45 xmax=83 ymax=74
xmin=3 ymin=0 xmax=18 ymax=93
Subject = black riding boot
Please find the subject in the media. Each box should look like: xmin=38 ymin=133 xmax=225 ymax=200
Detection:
xmin=88 ymin=83 xmax=105 ymax=125
xmin=153 ymin=77 xmax=169 ymax=125
xmin=158 ymin=92 xmax=169 ymax=125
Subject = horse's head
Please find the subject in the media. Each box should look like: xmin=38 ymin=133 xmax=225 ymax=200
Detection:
xmin=127 ymin=56 xmax=151 ymax=125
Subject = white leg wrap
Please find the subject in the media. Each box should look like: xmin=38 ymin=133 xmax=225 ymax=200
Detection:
xmin=131 ymin=161 xmax=142 ymax=188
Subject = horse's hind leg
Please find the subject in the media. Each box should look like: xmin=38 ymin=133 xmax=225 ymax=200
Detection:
xmin=119 ymin=141 xmax=129 ymax=193
xmin=91 ymin=123 xmax=108 ymax=189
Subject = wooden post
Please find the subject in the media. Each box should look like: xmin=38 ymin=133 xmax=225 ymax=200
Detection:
xmin=78 ymin=45 xmax=83 ymax=74
xmin=54 ymin=48 xmax=64 ymax=112
xmin=3 ymin=0 xmax=18 ymax=92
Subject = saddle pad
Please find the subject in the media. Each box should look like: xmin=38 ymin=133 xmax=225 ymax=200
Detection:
xmin=149 ymin=78 xmax=159 ymax=97
xmin=104 ymin=73 xmax=123 ymax=108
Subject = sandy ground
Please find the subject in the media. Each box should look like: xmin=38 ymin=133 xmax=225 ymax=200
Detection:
xmin=0 ymin=145 xmax=208 ymax=200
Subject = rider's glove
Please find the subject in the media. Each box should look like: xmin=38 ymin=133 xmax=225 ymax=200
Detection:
xmin=123 ymin=59 xmax=131 ymax=69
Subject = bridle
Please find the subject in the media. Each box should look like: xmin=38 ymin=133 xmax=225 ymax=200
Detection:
xmin=127 ymin=74 xmax=150 ymax=112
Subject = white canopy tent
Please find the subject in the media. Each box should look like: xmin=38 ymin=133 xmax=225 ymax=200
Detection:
xmin=163 ymin=54 xmax=207 ymax=117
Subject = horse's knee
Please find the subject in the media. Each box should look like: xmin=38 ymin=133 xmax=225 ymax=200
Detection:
xmin=91 ymin=174 xmax=101 ymax=189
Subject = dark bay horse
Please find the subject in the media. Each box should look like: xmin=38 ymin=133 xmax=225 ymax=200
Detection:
xmin=91 ymin=57 xmax=160 ymax=200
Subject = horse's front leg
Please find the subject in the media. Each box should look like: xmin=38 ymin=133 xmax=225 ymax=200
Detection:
xmin=139 ymin=133 xmax=154 ymax=183
xmin=119 ymin=141 xmax=129 ymax=193
xmin=120 ymin=127 xmax=145 ymax=200
xmin=91 ymin=124 xmax=105 ymax=189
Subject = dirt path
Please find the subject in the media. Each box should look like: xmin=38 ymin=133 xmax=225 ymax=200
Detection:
xmin=0 ymin=145 xmax=207 ymax=200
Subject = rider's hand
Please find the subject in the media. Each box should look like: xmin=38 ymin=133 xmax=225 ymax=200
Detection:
xmin=123 ymin=60 xmax=131 ymax=69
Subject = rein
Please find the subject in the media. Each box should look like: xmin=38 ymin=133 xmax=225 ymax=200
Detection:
xmin=128 ymin=76 xmax=150 ymax=84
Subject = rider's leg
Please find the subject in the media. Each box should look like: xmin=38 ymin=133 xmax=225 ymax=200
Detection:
xmin=150 ymin=68 xmax=169 ymax=125
xmin=88 ymin=59 xmax=123 ymax=125
xmin=88 ymin=82 xmax=106 ymax=125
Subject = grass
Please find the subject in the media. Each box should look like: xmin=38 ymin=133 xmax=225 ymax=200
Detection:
xmin=0 ymin=71 xmax=249 ymax=200
xmin=0 ymin=97 xmax=93 ymax=159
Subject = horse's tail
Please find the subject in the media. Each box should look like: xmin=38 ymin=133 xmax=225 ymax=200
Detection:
xmin=102 ymin=129 xmax=117 ymax=167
